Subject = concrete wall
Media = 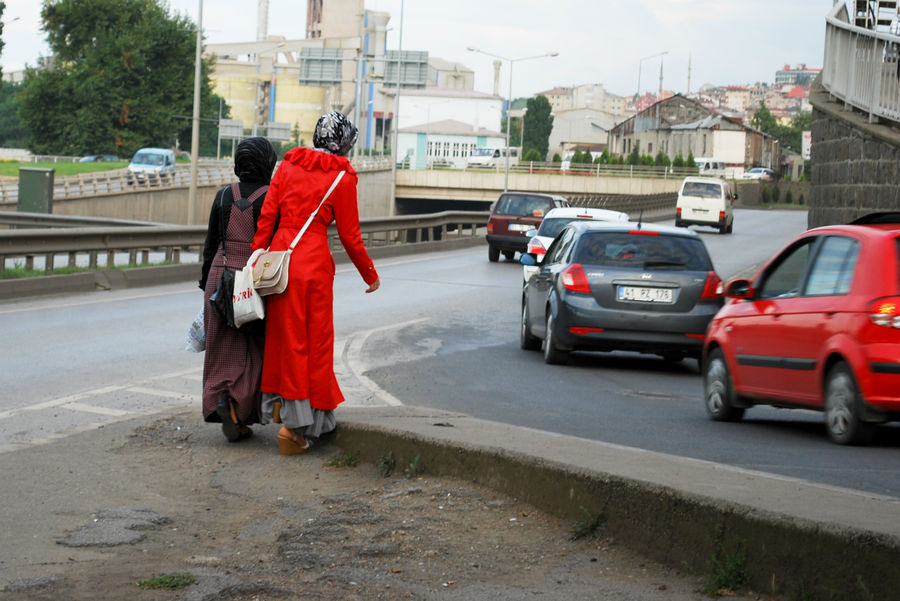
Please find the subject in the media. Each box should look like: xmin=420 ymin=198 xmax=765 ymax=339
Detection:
xmin=5 ymin=169 xmax=394 ymax=225
xmin=809 ymin=80 xmax=900 ymax=228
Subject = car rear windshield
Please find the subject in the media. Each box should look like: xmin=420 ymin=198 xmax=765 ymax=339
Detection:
xmin=681 ymin=181 xmax=723 ymax=198
xmin=495 ymin=195 xmax=552 ymax=217
xmin=537 ymin=217 xmax=578 ymax=238
xmin=572 ymin=232 xmax=713 ymax=271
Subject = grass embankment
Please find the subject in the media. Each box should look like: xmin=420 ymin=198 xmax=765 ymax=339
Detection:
xmin=0 ymin=161 xmax=129 ymax=177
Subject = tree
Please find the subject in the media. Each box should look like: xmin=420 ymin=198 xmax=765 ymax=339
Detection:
xmin=0 ymin=81 xmax=28 ymax=148
xmin=17 ymin=0 xmax=217 ymax=157
xmin=522 ymin=95 xmax=553 ymax=160
xmin=0 ymin=1 xmax=6 ymax=78
xmin=523 ymin=148 xmax=541 ymax=161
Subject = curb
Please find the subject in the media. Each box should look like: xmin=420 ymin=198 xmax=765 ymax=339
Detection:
xmin=333 ymin=406 xmax=900 ymax=601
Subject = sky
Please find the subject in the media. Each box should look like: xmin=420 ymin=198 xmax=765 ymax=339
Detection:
xmin=1 ymin=0 xmax=838 ymax=99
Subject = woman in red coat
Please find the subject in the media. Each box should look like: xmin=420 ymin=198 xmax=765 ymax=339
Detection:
xmin=251 ymin=112 xmax=380 ymax=455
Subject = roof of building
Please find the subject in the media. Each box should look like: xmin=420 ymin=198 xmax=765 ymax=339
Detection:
xmin=398 ymin=119 xmax=503 ymax=137
xmin=400 ymin=87 xmax=500 ymax=100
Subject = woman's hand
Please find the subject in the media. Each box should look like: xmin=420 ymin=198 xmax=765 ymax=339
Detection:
xmin=365 ymin=278 xmax=381 ymax=293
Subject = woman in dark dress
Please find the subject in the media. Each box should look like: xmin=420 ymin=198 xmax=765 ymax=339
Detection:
xmin=199 ymin=137 xmax=278 ymax=442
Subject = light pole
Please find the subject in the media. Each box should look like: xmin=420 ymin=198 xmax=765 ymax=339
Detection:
xmin=188 ymin=0 xmax=203 ymax=225
xmin=467 ymin=47 xmax=558 ymax=192
xmin=636 ymin=51 xmax=667 ymax=115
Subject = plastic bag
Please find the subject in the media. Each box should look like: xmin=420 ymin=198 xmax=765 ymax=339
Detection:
xmin=185 ymin=306 xmax=206 ymax=352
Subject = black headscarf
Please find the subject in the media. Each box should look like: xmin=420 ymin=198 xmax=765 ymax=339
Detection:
xmin=234 ymin=136 xmax=278 ymax=183
xmin=313 ymin=111 xmax=358 ymax=156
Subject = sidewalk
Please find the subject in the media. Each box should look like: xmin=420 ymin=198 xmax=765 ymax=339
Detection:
xmin=0 ymin=404 xmax=896 ymax=601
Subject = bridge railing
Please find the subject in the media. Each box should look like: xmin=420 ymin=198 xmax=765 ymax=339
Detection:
xmin=823 ymin=1 xmax=900 ymax=124
xmin=0 ymin=210 xmax=488 ymax=274
xmin=0 ymin=156 xmax=394 ymax=205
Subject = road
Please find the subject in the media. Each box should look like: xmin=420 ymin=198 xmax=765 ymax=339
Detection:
xmin=1 ymin=208 xmax=897 ymax=498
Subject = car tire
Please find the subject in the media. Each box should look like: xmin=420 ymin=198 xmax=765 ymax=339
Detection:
xmin=824 ymin=363 xmax=875 ymax=445
xmin=520 ymin=302 xmax=541 ymax=351
xmin=488 ymin=245 xmax=500 ymax=262
xmin=543 ymin=313 xmax=568 ymax=365
xmin=704 ymin=348 xmax=744 ymax=422
xmin=674 ymin=218 xmax=683 ymax=228
xmin=719 ymin=222 xmax=727 ymax=234
xmin=503 ymin=250 xmax=516 ymax=261
xmin=726 ymin=221 xmax=733 ymax=234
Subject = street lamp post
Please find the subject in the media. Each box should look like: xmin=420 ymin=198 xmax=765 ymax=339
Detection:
xmin=467 ymin=47 xmax=558 ymax=192
xmin=636 ymin=51 xmax=668 ymax=115
xmin=188 ymin=0 xmax=203 ymax=225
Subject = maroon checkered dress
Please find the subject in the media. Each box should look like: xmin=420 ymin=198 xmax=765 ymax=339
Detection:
xmin=202 ymin=192 xmax=265 ymax=425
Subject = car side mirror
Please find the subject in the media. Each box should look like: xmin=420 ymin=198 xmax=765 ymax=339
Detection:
xmin=520 ymin=254 xmax=537 ymax=267
xmin=725 ymin=279 xmax=752 ymax=299
xmin=525 ymin=229 xmax=537 ymax=239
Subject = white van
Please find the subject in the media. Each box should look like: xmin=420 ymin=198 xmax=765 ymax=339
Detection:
xmin=127 ymin=147 xmax=177 ymax=183
xmin=693 ymin=157 xmax=727 ymax=178
xmin=675 ymin=176 xmax=736 ymax=234
xmin=466 ymin=147 xmax=518 ymax=169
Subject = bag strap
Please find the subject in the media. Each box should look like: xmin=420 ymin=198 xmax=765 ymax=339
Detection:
xmin=285 ymin=170 xmax=345 ymax=252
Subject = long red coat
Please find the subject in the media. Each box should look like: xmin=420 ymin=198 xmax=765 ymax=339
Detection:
xmin=251 ymin=148 xmax=378 ymax=410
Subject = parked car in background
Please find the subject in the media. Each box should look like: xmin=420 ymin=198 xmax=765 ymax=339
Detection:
xmin=467 ymin=147 xmax=518 ymax=169
xmin=520 ymin=220 xmax=724 ymax=364
xmin=675 ymin=176 xmax=736 ymax=234
xmin=693 ymin=157 xmax=727 ymax=178
xmin=127 ymin=147 xmax=176 ymax=184
xmin=522 ymin=207 xmax=630 ymax=281
xmin=703 ymin=212 xmax=900 ymax=445
xmin=79 ymin=154 xmax=120 ymax=163
xmin=486 ymin=191 xmax=569 ymax=262
xmin=741 ymin=167 xmax=777 ymax=181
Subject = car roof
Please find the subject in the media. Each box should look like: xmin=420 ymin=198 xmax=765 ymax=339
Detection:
xmin=134 ymin=147 xmax=172 ymax=154
xmin=501 ymin=191 xmax=568 ymax=201
xmin=566 ymin=220 xmax=702 ymax=238
xmin=681 ymin=176 xmax=727 ymax=184
xmin=541 ymin=207 xmax=629 ymax=221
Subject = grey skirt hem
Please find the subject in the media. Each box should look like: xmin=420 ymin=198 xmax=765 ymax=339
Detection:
xmin=261 ymin=393 xmax=336 ymax=438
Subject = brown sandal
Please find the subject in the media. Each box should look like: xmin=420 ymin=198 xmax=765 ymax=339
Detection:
xmin=277 ymin=426 xmax=309 ymax=455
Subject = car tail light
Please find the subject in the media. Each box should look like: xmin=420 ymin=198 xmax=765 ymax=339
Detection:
xmin=487 ymin=222 xmax=494 ymax=234
xmin=561 ymin=263 xmax=591 ymax=293
xmin=570 ymin=327 xmax=604 ymax=335
xmin=628 ymin=230 xmax=659 ymax=235
xmin=526 ymin=238 xmax=546 ymax=257
xmin=700 ymin=271 xmax=724 ymax=299
xmin=676 ymin=207 xmax=682 ymax=218
xmin=868 ymin=297 xmax=900 ymax=328
xmin=718 ymin=211 xmax=726 ymax=223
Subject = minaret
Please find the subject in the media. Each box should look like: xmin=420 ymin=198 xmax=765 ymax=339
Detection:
xmin=257 ymin=0 xmax=269 ymax=41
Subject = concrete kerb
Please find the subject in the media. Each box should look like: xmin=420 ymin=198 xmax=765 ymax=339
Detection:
xmin=333 ymin=406 xmax=900 ymax=601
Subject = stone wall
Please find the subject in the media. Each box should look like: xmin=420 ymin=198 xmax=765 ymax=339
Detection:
xmin=809 ymin=80 xmax=900 ymax=228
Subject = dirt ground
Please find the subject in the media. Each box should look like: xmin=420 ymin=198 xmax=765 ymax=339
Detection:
xmin=0 ymin=412 xmax=766 ymax=601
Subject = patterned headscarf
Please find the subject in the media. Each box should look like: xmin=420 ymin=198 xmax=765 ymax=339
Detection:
xmin=234 ymin=136 xmax=278 ymax=183
xmin=313 ymin=111 xmax=358 ymax=156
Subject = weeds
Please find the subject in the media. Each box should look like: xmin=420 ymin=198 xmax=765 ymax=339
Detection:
xmin=0 ymin=260 xmax=177 ymax=280
xmin=136 ymin=572 xmax=195 ymax=590
xmin=569 ymin=502 xmax=608 ymax=541
xmin=325 ymin=451 xmax=358 ymax=468
xmin=378 ymin=451 xmax=396 ymax=478
xmin=404 ymin=454 xmax=422 ymax=479
xmin=702 ymin=540 xmax=749 ymax=596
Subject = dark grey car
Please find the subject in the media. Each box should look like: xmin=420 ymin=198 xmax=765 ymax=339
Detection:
xmin=520 ymin=221 xmax=725 ymax=365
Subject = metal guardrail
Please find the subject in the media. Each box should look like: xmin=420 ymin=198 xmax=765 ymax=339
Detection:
xmin=401 ymin=161 xmax=705 ymax=180
xmin=0 ymin=210 xmax=489 ymax=273
xmin=824 ymin=2 xmax=900 ymax=124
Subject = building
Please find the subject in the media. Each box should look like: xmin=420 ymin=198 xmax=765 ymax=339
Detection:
xmin=608 ymin=94 xmax=779 ymax=174
xmin=547 ymin=108 xmax=619 ymax=159
xmin=774 ymin=64 xmax=822 ymax=87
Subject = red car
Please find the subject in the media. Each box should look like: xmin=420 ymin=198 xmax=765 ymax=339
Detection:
xmin=703 ymin=213 xmax=900 ymax=445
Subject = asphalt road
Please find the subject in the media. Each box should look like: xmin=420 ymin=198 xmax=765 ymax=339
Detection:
xmin=1 ymin=208 xmax=897 ymax=498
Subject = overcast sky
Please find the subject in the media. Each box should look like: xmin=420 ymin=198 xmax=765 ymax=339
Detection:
xmin=2 ymin=0 xmax=837 ymax=99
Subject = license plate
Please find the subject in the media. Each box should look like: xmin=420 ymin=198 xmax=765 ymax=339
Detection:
xmin=509 ymin=223 xmax=534 ymax=232
xmin=617 ymin=286 xmax=674 ymax=303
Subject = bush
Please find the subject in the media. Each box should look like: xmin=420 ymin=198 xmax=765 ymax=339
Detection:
xmin=524 ymin=148 xmax=542 ymax=162
xmin=772 ymin=186 xmax=781 ymax=203
xmin=551 ymin=153 xmax=561 ymax=163
xmin=761 ymin=184 xmax=772 ymax=203
xmin=785 ymin=189 xmax=793 ymax=204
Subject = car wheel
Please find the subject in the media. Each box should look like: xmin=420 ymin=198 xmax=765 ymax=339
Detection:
xmin=726 ymin=221 xmax=733 ymax=234
xmin=704 ymin=348 xmax=744 ymax=422
xmin=824 ymin=363 xmax=875 ymax=445
xmin=503 ymin=250 xmax=516 ymax=261
xmin=674 ymin=218 xmax=683 ymax=228
xmin=718 ymin=222 xmax=727 ymax=234
xmin=488 ymin=245 xmax=500 ymax=262
xmin=543 ymin=313 xmax=569 ymax=365
xmin=520 ymin=302 xmax=541 ymax=351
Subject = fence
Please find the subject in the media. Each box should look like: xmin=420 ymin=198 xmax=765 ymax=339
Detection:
xmin=823 ymin=1 xmax=900 ymax=124
xmin=0 ymin=210 xmax=488 ymax=274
